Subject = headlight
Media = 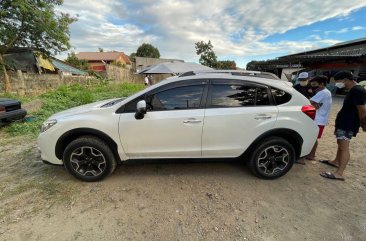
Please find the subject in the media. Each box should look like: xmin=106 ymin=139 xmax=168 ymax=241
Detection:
xmin=40 ymin=119 xmax=57 ymax=133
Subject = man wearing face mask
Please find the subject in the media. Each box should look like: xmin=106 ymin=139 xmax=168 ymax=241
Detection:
xmin=294 ymin=72 xmax=312 ymax=99
xmin=305 ymin=76 xmax=332 ymax=161
xmin=320 ymin=71 xmax=366 ymax=181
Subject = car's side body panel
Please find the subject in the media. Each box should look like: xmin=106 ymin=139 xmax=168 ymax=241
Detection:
xmin=119 ymin=109 xmax=205 ymax=158
xmin=202 ymin=106 xmax=278 ymax=157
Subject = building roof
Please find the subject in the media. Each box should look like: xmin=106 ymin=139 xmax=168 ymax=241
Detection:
xmin=76 ymin=51 xmax=131 ymax=64
xmin=280 ymin=37 xmax=366 ymax=58
xmin=120 ymin=52 xmax=132 ymax=65
xmin=247 ymin=37 xmax=366 ymax=70
xmin=51 ymin=58 xmax=88 ymax=75
xmin=4 ymin=47 xmax=88 ymax=75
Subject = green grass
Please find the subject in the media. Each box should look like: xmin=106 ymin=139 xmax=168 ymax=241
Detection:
xmin=2 ymin=81 xmax=144 ymax=136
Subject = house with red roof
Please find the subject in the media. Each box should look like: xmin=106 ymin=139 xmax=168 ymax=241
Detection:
xmin=76 ymin=51 xmax=132 ymax=72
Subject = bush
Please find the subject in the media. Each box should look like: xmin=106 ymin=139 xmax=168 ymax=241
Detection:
xmin=2 ymin=82 xmax=144 ymax=137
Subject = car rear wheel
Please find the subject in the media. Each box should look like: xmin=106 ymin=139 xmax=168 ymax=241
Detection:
xmin=63 ymin=136 xmax=117 ymax=182
xmin=248 ymin=137 xmax=295 ymax=179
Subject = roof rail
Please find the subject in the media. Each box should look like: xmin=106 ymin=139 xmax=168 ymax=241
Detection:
xmin=178 ymin=70 xmax=279 ymax=80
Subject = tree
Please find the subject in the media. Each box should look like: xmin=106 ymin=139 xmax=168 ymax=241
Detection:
xmin=195 ymin=40 xmax=218 ymax=68
xmin=65 ymin=52 xmax=89 ymax=70
xmin=136 ymin=43 xmax=160 ymax=58
xmin=246 ymin=60 xmax=262 ymax=71
xmin=217 ymin=60 xmax=237 ymax=70
xmin=129 ymin=53 xmax=136 ymax=59
xmin=0 ymin=0 xmax=76 ymax=92
xmin=98 ymin=47 xmax=104 ymax=52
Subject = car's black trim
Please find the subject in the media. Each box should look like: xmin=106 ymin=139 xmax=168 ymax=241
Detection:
xmin=241 ymin=128 xmax=304 ymax=160
xmin=55 ymin=128 xmax=120 ymax=162
xmin=42 ymin=160 xmax=63 ymax=166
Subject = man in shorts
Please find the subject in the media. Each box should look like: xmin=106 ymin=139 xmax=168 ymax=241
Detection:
xmin=306 ymin=76 xmax=332 ymax=161
xmin=320 ymin=71 xmax=366 ymax=181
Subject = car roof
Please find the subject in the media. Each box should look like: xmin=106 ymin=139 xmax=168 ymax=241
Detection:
xmin=179 ymin=70 xmax=279 ymax=80
xmin=155 ymin=72 xmax=294 ymax=92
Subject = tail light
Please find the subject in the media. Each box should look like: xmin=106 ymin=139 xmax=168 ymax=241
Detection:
xmin=0 ymin=106 xmax=5 ymax=113
xmin=301 ymin=105 xmax=316 ymax=120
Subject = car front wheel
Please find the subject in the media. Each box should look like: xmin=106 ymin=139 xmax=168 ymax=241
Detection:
xmin=63 ymin=136 xmax=117 ymax=182
xmin=248 ymin=137 xmax=295 ymax=179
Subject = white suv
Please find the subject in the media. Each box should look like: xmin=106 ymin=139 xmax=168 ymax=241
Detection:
xmin=38 ymin=71 xmax=318 ymax=181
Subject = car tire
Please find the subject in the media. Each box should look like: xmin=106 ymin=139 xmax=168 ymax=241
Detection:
xmin=248 ymin=137 xmax=295 ymax=179
xmin=63 ymin=136 xmax=117 ymax=182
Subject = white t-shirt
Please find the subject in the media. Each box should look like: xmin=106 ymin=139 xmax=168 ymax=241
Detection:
xmin=310 ymin=88 xmax=332 ymax=126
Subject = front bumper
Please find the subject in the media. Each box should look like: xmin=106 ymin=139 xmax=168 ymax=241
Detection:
xmin=37 ymin=132 xmax=63 ymax=165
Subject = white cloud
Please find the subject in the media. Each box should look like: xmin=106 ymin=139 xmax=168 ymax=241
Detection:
xmin=325 ymin=28 xmax=350 ymax=35
xmin=58 ymin=0 xmax=158 ymax=54
xmin=352 ymin=26 xmax=366 ymax=30
xmin=59 ymin=0 xmax=366 ymax=67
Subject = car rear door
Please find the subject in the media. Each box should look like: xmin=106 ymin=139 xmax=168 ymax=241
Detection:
xmin=202 ymin=79 xmax=279 ymax=158
xmin=118 ymin=80 xmax=208 ymax=158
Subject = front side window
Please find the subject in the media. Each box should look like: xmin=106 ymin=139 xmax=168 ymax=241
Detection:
xmin=123 ymin=97 xmax=144 ymax=113
xmin=147 ymin=85 xmax=204 ymax=111
xmin=210 ymin=84 xmax=270 ymax=107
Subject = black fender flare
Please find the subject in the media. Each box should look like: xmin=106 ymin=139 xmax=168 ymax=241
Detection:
xmin=241 ymin=128 xmax=303 ymax=160
xmin=55 ymin=128 xmax=120 ymax=161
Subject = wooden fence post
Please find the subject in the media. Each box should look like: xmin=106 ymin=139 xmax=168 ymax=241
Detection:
xmin=17 ymin=70 xmax=26 ymax=96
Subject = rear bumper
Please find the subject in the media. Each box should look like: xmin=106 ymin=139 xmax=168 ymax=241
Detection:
xmin=0 ymin=109 xmax=27 ymax=121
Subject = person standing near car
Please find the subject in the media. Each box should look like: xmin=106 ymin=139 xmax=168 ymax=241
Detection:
xmin=304 ymin=76 xmax=332 ymax=161
xmin=294 ymin=72 xmax=312 ymax=99
xmin=144 ymin=74 xmax=150 ymax=86
xmin=148 ymin=74 xmax=153 ymax=85
xmin=320 ymin=71 xmax=366 ymax=181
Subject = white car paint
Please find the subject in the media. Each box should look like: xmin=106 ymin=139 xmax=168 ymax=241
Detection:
xmin=119 ymin=109 xmax=204 ymax=158
xmin=37 ymin=73 xmax=318 ymax=168
xmin=202 ymin=106 xmax=278 ymax=157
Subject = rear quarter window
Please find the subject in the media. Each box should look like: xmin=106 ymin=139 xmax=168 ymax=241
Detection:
xmin=270 ymin=87 xmax=292 ymax=105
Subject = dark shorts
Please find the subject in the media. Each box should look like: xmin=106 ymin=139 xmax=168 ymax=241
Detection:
xmin=335 ymin=129 xmax=353 ymax=141
xmin=317 ymin=125 xmax=325 ymax=139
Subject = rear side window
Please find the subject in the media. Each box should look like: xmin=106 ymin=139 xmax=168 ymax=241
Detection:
xmin=256 ymin=87 xmax=271 ymax=106
xmin=210 ymin=84 xmax=270 ymax=107
xmin=270 ymin=87 xmax=292 ymax=105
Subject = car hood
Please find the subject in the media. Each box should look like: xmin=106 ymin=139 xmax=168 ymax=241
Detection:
xmin=50 ymin=98 xmax=121 ymax=119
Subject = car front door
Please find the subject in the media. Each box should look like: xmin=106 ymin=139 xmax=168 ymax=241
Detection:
xmin=202 ymin=79 xmax=279 ymax=158
xmin=118 ymin=80 xmax=208 ymax=159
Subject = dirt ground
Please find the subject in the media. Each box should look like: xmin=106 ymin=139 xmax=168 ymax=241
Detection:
xmin=0 ymin=96 xmax=365 ymax=241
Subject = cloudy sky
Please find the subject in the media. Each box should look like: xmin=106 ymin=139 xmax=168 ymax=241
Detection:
xmin=58 ymin=0 xmax=366 ymax=68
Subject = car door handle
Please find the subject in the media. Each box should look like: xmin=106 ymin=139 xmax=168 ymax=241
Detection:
xmin=254 ymin=114 xmax=272 ymax=120
xmin=183 ymin=118 xmax=202 ymax=124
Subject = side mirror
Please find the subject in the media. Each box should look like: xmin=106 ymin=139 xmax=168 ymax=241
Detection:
xmin=135 ymin=100 xmax=147 ymax=119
